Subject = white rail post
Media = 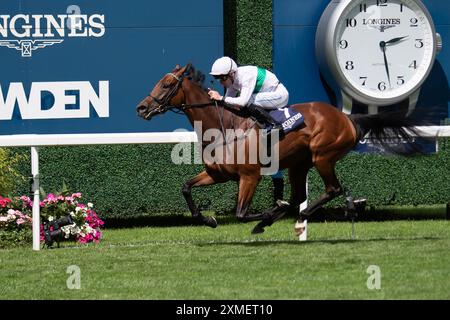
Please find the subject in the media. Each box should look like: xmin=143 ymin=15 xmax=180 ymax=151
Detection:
xmin=31 ymin=147 xmax=40 ymax=251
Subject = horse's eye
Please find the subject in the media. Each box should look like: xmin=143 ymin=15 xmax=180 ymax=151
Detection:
xmin=161 ymin=83 xmax=170 ymax=89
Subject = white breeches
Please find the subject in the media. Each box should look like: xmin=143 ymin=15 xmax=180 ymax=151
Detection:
xmin=248 ymin=84 xmax=289 ymax=109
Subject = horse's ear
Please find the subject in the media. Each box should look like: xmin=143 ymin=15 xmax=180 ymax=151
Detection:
xmin=175 ymin=64 xmax=181 ymax=70
xmin=184 ymin=63 xmax=193 ymax=76
xmin=176 ymin=63 xmax=192 ymax=78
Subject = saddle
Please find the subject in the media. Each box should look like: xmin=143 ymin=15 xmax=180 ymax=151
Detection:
xmin=268 ymin=107 xmax=305 ymax=135
xmin=248 ymin=105 xmax=305 ymax=139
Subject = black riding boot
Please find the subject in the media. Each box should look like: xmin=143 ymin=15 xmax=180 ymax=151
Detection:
xmin=247 ymin=105 xmax=284 ymax=135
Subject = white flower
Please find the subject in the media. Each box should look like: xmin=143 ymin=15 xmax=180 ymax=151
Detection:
xmin=85 ymin=225 xmax=93 ymax=234
xmin=70 ymin=211 xmax=75 ymax=217
xmin=72 ymin=226 xmax=80 ymax=235
xmin=48 ymin=216 xmax=54 ymax=222
xmin=87 ymin=202 xmax=93 ymax=208
xmin=75 ymin=207 xmax=82 ymax=212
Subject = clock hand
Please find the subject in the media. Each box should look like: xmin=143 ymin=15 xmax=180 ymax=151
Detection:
xmin=385 ymin=36 xmax=409 ymax=46
xmin=380 ymin=41 xmax=391 ymax=88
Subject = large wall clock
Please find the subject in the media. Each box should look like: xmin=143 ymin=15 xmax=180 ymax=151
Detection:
xmin=316 ymin=0 xmax=442 ymax=115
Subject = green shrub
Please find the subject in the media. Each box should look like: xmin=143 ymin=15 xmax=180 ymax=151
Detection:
xmin=0 ymin=228 xmax=32 ymax=249
xmin=0 ymin=148 xmax=28 ymax=196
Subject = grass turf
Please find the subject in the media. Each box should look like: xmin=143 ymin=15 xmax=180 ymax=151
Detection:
xmin=0 ymin=218 xmax=449 ymax=300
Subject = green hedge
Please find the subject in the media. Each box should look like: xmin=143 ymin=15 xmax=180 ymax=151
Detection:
xmin=225 ymin=0 xmax=272 ymax=68
xmin=6 ymin=0 xmax=450 ymax=220
xmin=11 ymin=145 xmax=273 ymax=218
xmin=9 ymin=140 xmax=450 ymax=220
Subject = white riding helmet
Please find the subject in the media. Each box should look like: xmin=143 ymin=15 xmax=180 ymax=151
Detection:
xmin=210 ymin=56 xmax=238 ymax=76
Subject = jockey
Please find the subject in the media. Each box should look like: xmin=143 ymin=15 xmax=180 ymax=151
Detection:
xmin=208 ymin=56 xmax=289 ymax=133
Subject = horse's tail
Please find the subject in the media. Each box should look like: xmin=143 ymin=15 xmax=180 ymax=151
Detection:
xmin=348 ymin=112 xmax=427 ymax=155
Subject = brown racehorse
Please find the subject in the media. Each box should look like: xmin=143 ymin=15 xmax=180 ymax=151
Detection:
xmin=136 ymin=64 xmax=420 ymax=235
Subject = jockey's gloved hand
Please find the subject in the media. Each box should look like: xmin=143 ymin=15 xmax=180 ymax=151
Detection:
xmin=207 ymin=89 xmax=223 ymax=102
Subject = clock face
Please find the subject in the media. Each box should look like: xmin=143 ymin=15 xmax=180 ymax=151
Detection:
xmin=335 ymin=0 xmax=435 ymax=102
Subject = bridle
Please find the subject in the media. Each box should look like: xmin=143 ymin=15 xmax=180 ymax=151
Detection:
xmin=145 ymin=72 xmax=184 ymax=119
xmin=143 ymin=67 xmax=256 ymax=147
xmin=144 ymin=71 xmax=217 ymax=119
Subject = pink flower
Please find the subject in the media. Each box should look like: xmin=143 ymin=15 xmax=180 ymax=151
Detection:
xmin=0 ymin=197 xmax=11 ymax=208
xmin=20 ymin=196 xmax=31 ymax=203
xmin=46 ymin=194 xmax=56 ymax=201
xmin=2 ymin=191 xmax=103 ymax=245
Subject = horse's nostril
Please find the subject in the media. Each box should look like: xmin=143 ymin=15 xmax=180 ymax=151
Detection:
xmin=137 ymin=105 xmax=147 ymax=113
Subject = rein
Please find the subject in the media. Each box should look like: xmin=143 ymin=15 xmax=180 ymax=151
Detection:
xmin=146 ymin=69 xmax=256 ymax=145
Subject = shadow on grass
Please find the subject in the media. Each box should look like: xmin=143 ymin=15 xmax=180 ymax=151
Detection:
xmin=103 ymin=205 xmax=448 ymax=229
xmin=104 ymin=213 xmax=238 ymax=229
xmin=194 ymin=236 xmax=445 ymax=247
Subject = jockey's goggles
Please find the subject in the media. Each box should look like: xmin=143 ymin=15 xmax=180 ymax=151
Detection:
xmin=213 ymin=74 xmax=229 ymax=81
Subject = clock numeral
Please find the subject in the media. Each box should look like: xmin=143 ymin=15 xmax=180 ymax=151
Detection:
xmin=339 ymin=40 xmax=348 ymax=49
xmin=415 ymin=39 xmax=424 ymax=48
xmin=377 ymin=0 xmax=388 ymax=7
xmin=346 ymin=18 xmax=357 ymax=27
xmin=360 ymin=77 xmax=367 ymax=86
xmin=397 ymin=76 xmax=405 ymax=85
xmin=409 ymin=60 xmax=418 ymax=69
xmin=345 ymin=61 xmax=354 ymax=70
xmin=400 ymin=4 xmax=404 ymax=12
xmin=410 ymin=18 xmax=419 ymax=27
xmin=359 ymin=4 xmax=367 ymax=12
xmin=378 ymin=82 xmax=387 ymax=91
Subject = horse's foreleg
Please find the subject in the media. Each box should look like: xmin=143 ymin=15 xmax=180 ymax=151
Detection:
xmin=182 ymin=170 xmax=220 ymax=228
xmin=235 ymin=176 xmax=262 ymax=222
xmin=236 ymin=176 xmax=286 ymax=234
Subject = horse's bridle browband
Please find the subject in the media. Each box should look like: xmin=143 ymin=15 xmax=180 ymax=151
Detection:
xmin=146 ymin=72 xmax=217 ymax=119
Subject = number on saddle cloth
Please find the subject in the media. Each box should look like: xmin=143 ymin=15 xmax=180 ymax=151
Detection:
xmin=269 ymin=106 xmax=304 ymax=134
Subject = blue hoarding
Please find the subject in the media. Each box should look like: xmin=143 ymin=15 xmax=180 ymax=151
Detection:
xmin=0 ymin=0 xmax=223 ymax=136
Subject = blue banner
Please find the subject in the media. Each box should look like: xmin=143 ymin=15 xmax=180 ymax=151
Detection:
xmin=0 ymin=0 xmax=223 ymax=135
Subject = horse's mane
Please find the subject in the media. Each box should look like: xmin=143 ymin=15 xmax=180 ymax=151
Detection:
xmin=184 ymin=64 xmax=209 ymax=92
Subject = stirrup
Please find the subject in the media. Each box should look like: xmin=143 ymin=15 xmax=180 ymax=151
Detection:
xmin=261 ymin=124 xmax=284 ymax=139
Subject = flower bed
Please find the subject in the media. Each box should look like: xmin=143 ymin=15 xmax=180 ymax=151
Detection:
xmin=0 ymin=193 xmax=104 ymax=248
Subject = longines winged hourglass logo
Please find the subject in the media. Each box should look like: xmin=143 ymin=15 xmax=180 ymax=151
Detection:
xmin=0 ymin=6 xmax=105 ymax=57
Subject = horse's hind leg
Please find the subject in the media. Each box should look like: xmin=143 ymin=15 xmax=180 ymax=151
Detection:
xmin=252 ymin=164 xmax=311 ymax=234
xmin=182 ymin=170 xmax=222 ymax=228
xmin=288 ymin=163 xmax=312 ymax=215
xmin=297 ymin=159 xmax=343 ymax=222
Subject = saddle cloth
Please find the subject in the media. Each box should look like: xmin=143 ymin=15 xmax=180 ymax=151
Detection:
xmin=269 ymin=106 xmax=304 ymax=134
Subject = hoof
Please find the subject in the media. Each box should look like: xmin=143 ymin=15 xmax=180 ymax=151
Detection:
xmin=204 ymin=216 xmax=218 ymax=228
xmin=251 ymin=223 xmax=266 ymax=234
xmin=294 ymin=220 xmax=308 ymax=241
